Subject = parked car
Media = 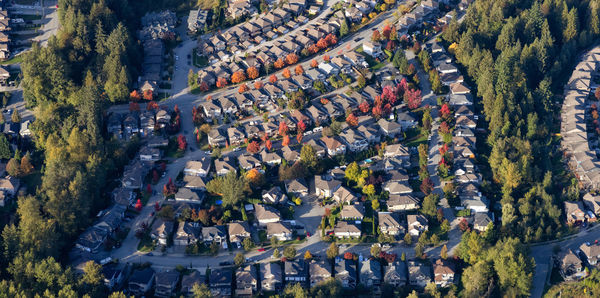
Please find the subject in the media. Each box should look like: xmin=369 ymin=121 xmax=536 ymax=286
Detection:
xmin=258 ymin=248 xmax=266 ymax=252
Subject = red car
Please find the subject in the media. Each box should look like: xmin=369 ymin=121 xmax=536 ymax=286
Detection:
xmin=257 ymin=248 xmax=265 ymax=252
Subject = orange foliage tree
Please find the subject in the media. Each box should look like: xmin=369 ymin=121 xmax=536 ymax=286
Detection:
xmin=265 ymin=139 xmax=272 ymax=151
xmin=130 ymin=90 xmax=141 ymax=101
xmin=247 ymin=141 xmax=261 ymax=153
xmin=254 ymin=81 xmax=264 ymax=89
xmin=282 ymin=68 xmax=291 ymax=78
xmin=143 ymin=89 xmax=153 ymax=100
xmin=278 ymin=121 xmax=289 ymax=136
xmin=238 ymin=84 xmax=249 ymax=93
xmin=274 ymin=58 xmax=285 ymax=69
xmin=231 ymin=71 xmax=247 ymax=84
xmin=246 ymin=66 xmax=259 ymax=79
xmin=346 ymin=113 xmax=358 ymax=126
xmin=310 ymin=59 xmax=318 ymax=68
xmin=323 ymin=55 xmax=330 ymax=62
xmin=297 ymin=133 xmax=303 ymax=143
xmin=286 ymin=53 xmax=299 ymax=65
xmin=317 ymin=38 xmax=328 ymax=49
xmin=282 ymin=135 xmax=290 ymax=146
xmin=269 ymin=75 xmax=278 ymax=83
xmin=216 ymin=77 xmax=228 ymax=88
xmin=295 ymin=65 xmax=304 ymax=75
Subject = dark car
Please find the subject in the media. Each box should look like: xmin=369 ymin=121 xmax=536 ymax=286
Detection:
xmin=219 ymin=261 xmax=232 ymax=266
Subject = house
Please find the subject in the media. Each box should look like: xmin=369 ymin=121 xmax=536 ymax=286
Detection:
xmin=236 ymin=265 xmax=258 ymax=297
xmin=341 ymin=203 xmax=365 ymax=221
xmin=309 ymin=260 xmax=332 ymax=287
xmin=473 ymin=212 xmax=492 ymax=232
xmin=103 ymin=265 xmax=126 ymax=290
xmin=335 ymin=259 xmax=357 ymax=289
xmin=314 ymin=175 xmax=342 ymax=198
xmin=183 ymin=175 xmax=207 ymax=191
xmin=202 ymin=225 xmax=227 ymax=245
xmin=209 ymin=268 xmax=233 ymax=297
xmin=397 ymin=112 xmax=418 ymax=130
xmin=584 ymin=193 xmax=600 ymax=215
xmin=378 ymin=119 xmax=403 ymax=136
xmin=436 ymin=62 xmax=458 ymax=74
xmin=579 ymin=243 xmax=600 ymax=266
xmin=333 ymin=186 xmax=359 ymax=205
xmin=215 ymin=157 xmax=237 ymax=176
xmin=285 ymin=259 xmax=308 ymax=286
xmin=174 ymin=221 xmax=201 ymax=246
xmin=450 ymin=82 xmax=471 ymax=95
xmin=340 ymin=129 xmax=368 ymax=152
xmin=174 ymin=188 xmax=203 ymax=203
xmin=128 ymin=268 xmax=155 ymax=296
xmin=19 ymin=120 xmax=32 ymax=138
xmin=360 ymin=259 xmax=382 ymax=288
xmin=262 ymin=186 xmax=288 ymax=204
xmin=362 ymin=41 xmax=382 ymax=58
xmin=565 ymin=201 xmax=588 ymax=225
xmin=384 ymin=181 xmax=413 ymax=195
xmin=0 ymin=176 xmax=21 ymax=196
xmin=407 ymin=214 xmax=428 ymax=236
xmin=188 ymin=9 xmax=208 ymax=33
xmin=208 ymin=128 xmax=227 ymax=147
xmin=321 ymin=136 xmax=347 ymax=156
xmin=255 ymin=204 xmax=281 ymax=226
xmin=285 ymin=178 xmax=310 ymax=198
xmin=94 ymin=205 xmax=125 ymax=234
xmin=227 ymin=126 xmax=246 ymax=146
xmin=76 ymin=227 xmax=107 ymax=253
xmin=261 ymin=149 xmax=283 ymax=165
xmin=228 ymin=221 xmax=251 ymax=247
xmin=181 ymin=270 xmax=205 ymax=296
xmin=184 ymin=158 xmax=211 ymax=177
xmin=558 ymin=249 xmax=585 ymax=281
xmin=151 ymin=219 xmax=174 ymax=246
xmin=384 ymin=143 xmax=410 ymax=159
xmin=114 ymin=188 xmax=134 ymax=207
xmin=386 ymin=194 xmax=419 ymax=211
xmin=261 ymin=263 xmax=283 ymax=291
xmin=448 ymin=94 xmax=472 ymax=106
xmin=408 ymin=261 xmax=432 ymax=288
xmin=267 ymin=221 xmax=293 ymax=241
xmin=238 ymin=154 xmax=262 ymax=171
xmin=433 ymin=259 xmax=455 ymax=287
xmin=334 ymin=221 xmax=362 ymax=238
xmin=305 ymin=139 xmax=327 ymax=157
xmin=155 ymin=270 xmax=180 ymax=298
xmin=282 ymin=146 xmax=301 ymax=162
xmin=121 ymin=161 xmax=147 ymax=189
xmin=379 ymin=212 xmax=405 ymax=236
xmin=385 ymin=261 xmax=408 ymax=287
xmin=319 ymin=62 xmax=340 ymax=76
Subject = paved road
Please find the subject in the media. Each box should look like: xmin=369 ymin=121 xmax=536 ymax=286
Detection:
xmin=31 ymin=0 xmax=60 ymax=47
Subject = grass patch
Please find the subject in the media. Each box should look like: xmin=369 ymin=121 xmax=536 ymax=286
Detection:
xmin=1 ymin=55 xmax=24 ymax=65
xmin=193 ymin=49 xmax=208 ymax=68
xmin=12 ymin=14 xmax=42 ymax=21
xmin=404 ymin=133 xmax=428 ymax=147
xmin=137 ymin=234 xmax=156 ymax=252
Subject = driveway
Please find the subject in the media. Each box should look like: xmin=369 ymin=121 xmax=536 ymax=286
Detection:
xmin=31 ymin=0 xmax=59 ymax=46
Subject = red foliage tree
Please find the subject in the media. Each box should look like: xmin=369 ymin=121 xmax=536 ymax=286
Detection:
xmin=310 ymin=59 xmax=318 ymax=68
xmin=420 ymin=177 xmax=433 ymax=194
xmin=278 ymin=121 xmax=289 ymax=136
xmin=199 ymin=81 xmax=209 ymax=92
xmin=286 ymin=53 xmax=299 ymax=65
xmin=308 ymin=44 xmax=320 ymax=54
xmin=297 ymin=120 xmax=307 ymax=133
xmin=177 ymin=135 xmax=187 ymax=151
xmin=397 ymin=78 xmax=408 ymax=94
xmin=143 ymin=89 xmax=153 ymax=100
xmin=344 ymin=252 xmax=354 ymax=260
xmin=372 ymin=105 xmax=383 ymax=119
xmin=282 ymin=135 xmax=290 ymax=147
xmin=147 ymin=101 xmax=159 ymax=110
xmin=247 ymin=141 xmax=261 ymax=153
xmin=246 ymin=66 xmax=260 ymax=79
xmin=135 ymin=199 xmax=142 ymax=211
xmin=440 ymin=103 xmax=451 ymax=119
xmin=372 ymin=29 xmax=381 ymax=42
xmin=346 ymin=113 xmax=358 ymax=126
xmin=382 ymin=24 xmax=392 ymax=40
xmin=154 ymin=202 xmax=161 ymax=212
xmin=130 ymin=90 xmax=141 ymax=101
xmin=146 ymin=184 xmax=152 ymax=195
xmin=459 ymin=218 xmax=470 ymax=232
xmin=323 ymin=55 xmax=330 ymax=62
xmin=359 ymin=101 xmax=370 ymax=113
xmin=439 ymin=121 xmax=451 ymax=135
xmin=383 ymin=103 xmax=392 ymax=116
xmin=407 ymin=63 xmax=416 ymax=75
xmin=381 ymin=85 xmax=397 ymax=104
xmin=405 ymin=88 xmax=422 ymax=110
xmin=216 ymin=77 xmax=229 ymax=88
xmin=297 ymin=133 xmax=303 ymax=143
xmin=231 ymin=71 xmax=247 ymax=84
xmin=317 ymin=38 xmax=329 ymax=49
xmin=265 ymin=139 xmax=272 ymax=151
xmin=269 ymin=74 xmax=278 ymax=83
xmin=386 ymin=40 xmax=396 ymax=51
xmin=325 ymin=34 xmax=337 ymax=45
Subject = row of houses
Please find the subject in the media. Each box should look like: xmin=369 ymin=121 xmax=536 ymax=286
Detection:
xmin=138 ymin=10 xmax=177 ymax=41
xmin=107 ymin=108 xmax=172 ymax=139
xmin=120 ymin=256 xmax=456 ymax=297
xmin=0 ymin=10 xmax=10 ymax=61
xmin=561 ymin=45 xmax=600 ymax=190
xmin=396 ymin=0 xmax=439 ymax=35
xmin=557 ymin=241 xmax=600 ymax=281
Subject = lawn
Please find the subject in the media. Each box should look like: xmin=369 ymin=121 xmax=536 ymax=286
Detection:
xmin=137 ymin=234 xmax=156 ymax=252
xmin=404 ymin=133 xmax=428 ymax=147
xmin=1 ymin=55 xmax=24 ymax=65
xmin=192 ymin=49 xmax=208 ymax=68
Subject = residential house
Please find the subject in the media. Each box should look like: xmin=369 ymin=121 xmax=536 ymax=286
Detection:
xmin=128 ymin=268 xmax=156 ymax=296
xmin=181 ymin=270 xmax=205 ymax=295
xmin=236 ymin=265 xmax=259 ymax=297
xmin=261 ymin=263 xmax=283 ymax=291
xmin=228 ymin=221 xmax=252 ymax=247
xmin=227 ymin=126 xmax=246 ymax=146
xmin=321 ymin=136 xmax=347 ymax=156
xmin=387 ymin=194 xmax=419 ymax=211
xmin=378 ymin=119 xmax=403 ymax=136
xmin=267 ymin=221 xmax=293 ymax=241
xmin=448 ymin=94 xmax=472 ymax=106
xmin=255 ymin=204 xmax=281 ymax=226
xmin=384 ymin=261 xmax=408 ymax=287
xmin=282 ymin=146 xmax=301 ymax=162
xmin=184 ymin=158 xmax=211 ymax=177
xmin=335 ymin=259 xmax=357 ymax=289
xmin=215 ymin=157 xmax=237 ymax=176
xmin=473 ymin=212 xmax=492 ymax=232
xmin=407 ymin=214 xmax=428 ymax=236
xmin=360 ymin=259 xmax=382 ymax=288
xmin=285 ymin=259 xmax=308 ymax=286
xmin=408 ymin=261 xmax=432 ymax=288
xmin=202 ymin=225 xmax=227 ymax=245
xmin=261 ymin=149 xmax=283 ymax=166
xmin=341 ymin=203 xmax=365 ymax=221
xmin=378 ymin=212 xmax=405 ymax=236
xmin=334 ymin=221 xmax=362 ymax=238
xmin=151 ymin=219 xmax=174 ymax=246
xmin=103 ymin=265 xmax=126 ymax=290
xmin=208 ymin=128 xmax=227 ymax=147
xmin=238 ymin=154 xmax=262 ymax=171
xmin=584 ymin=193 xmax=600 ymax=215
xmin=76 ymin=227 xmax=107 ymax=253
xmin=155 ymin=270 xmax=180 ymax=298
xmin=314 ymin=175 xmax=342 ymax=198
xmin=340 ymin=129 xmax=368 ymax=152
xmin=262 ymin=186 xmax=288 ymax=204
xmin=306 ymin=139 xmax=327 ymax=157
xmin=363 ymin=41 xmax=382 ymax=58
xmin=357 ymin=125 xmax=381 ymax=144
xmin=174 ymin=221 xmax=201 ymax=246
xmin=433 ymin=259 xmax=455 ymax=287
xmin=94 ymin=205 xmax=125 ymax=235
xmin=285 ymin=178 xmax=310 ymax=198
xmin=580 ymin=243 xmax=600 ymax=266
xmin=384 ymin=181 xmax=413 ymax=195
xmin=114 ymin=188 xmax=134 ymax=207
xmin=174 ymin=188 xmax=203 ymax=203
xmin=397 ymin=112 xmax=418 ymax=130
xmin=333 ymin=186 xmax=359 ymax=205
xmin=558 ymin=250 xmax=585 ymax=281
xmin=309 ymin=260 xmax=332 ymax=287
xmin=209 ymin=268 xmax=233 ymax=297
xmin=183 ymin=176 xmax=207 ymax=191
xmin=384 ymin=143 xmax=411 ymax=160
xmin=450 ymin=82 xmax=471 ymax=95
xmin=565 ymin=201 xmax=588 ymax=225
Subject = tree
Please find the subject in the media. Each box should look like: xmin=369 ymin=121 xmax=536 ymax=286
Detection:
xmin=441 ymin=244 xmax=448 ymax=259
xmin=283 ymin=68 xmax=292 ymax=78
xmin=234 ymin=252 xmax=245 ymax=266
xmin=371 ymin=245 xmax=381 ymax=257
xmin=346 ymin=113 xmax=358 ymax=126
xmin=254 ymin=81 xmax=263 ymax=89
xmin=247 ymin=141 xmax=260 ymax=153
xmin=11 ymin=110 xmax=21 ymax=123
xmin=192 ymin=283 xmax=212 ymax=298
xmin=284 ymin=283 xmax=306 ymax=298
xmin=310 ymin=59 xmax=318 ymax=68
xmin=359 ymin=101 xmax=370 ymax=113
xmin=206 ymin=172 xmax=247 ymax=207
xmin=304 ymin=250 xmax=313 ymax=260
xmin=372 ymin=29 xmax=381 ymax=42
xmin=286 ymin=53 xmax=299 ymax=65
xmin=278 ymin=121 xmax=289 ymax=136
xmin=283 ymin=246 xmax=297 ymax=259
xmin=216 ymin=77 xmax=228 ymax=88
xmin=405 ymin=88 xmax=422 ymax=109
xmin=238 ymin=84 xmax=249 ymax=93
xmin=247 ymin=66 xmax=259 ymax=79
xmin=231 ymin=71 xmax=247 ymax=84
xmin=323 ymin=55 xmax=330 ymax=62
xmin=300 ymin=144 xmax=318 ymax=172
xmin=404 ymin=233 xmax=412 ymax=245
xmin=269 ymin=74 xmax=278 ymax=83
xmin=243 ymin=238 xmax=254 ymax=251
xmin=273 ymin=248 xmax=280 ymax=258
xmin=421 ymin=194 xmax=439 ymax=218
xmin=274 ymin=58 xmax=285 ymax=69
xmin=130 ymin=90 xmax=141 ymax=101
xmin=79 ymin=261 xmax=105 ymax=297
xmin=178 ymin=135 xmax=187 ymax=151
xmin=157 ymin=205 xmax=175 ymax=221
xmin=6 ymin=157 xmax=20 ymax=177
xmin=0 ymin=133 xmax=10 ymax=159
xmin=143 ymin=89 xmax=154 ymax=100
xmin=326 ymin=243 xmax=338 ymax=259
xmin=340 ymin=17 xmax=349 ymax=36
xmin=295 ymin=65 xmax=304 ymax=75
